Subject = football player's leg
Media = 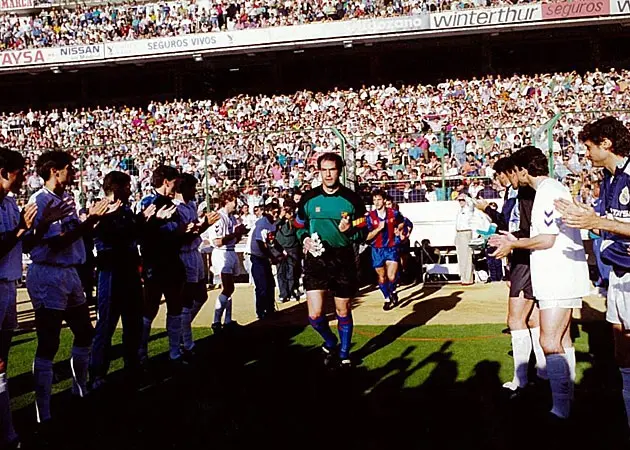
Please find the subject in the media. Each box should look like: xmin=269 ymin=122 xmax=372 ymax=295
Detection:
xmin=65 ymin=302 xmax=94 ymax=398
xmin=120 ymin=278 xmax=143 ymax=373
xmin=33 ymin=308 xmax=64 ymax=423
xmin=504 ymin=295 xmax=535 ymax=390
xmin=164 ymin=280 xmax=184 ymax=361
xmin=539 ymin=305 xmax=572 ymax=419
xmin=181 ymin=282 xmax=196 ymax=351
xmin=307 ymin=290 xmax=338 ymax=350
xmin=385 ymin=258 xmax=399 ymax=299
xmin=609 ymin=272 xmax=630 ymax=431
xmin=527 ymin=303 xmax=547 ymax=379
xmin=0 ymin=282 xmax=17 ymax=446
xmin=140 ymin=278 xmax=162 ymax=360
xmin=91 ymin=271 xmax=115 ymax=382
xmin=220 ymin=273 xmax=235 ymax=324
xmin=613 ymin=325 xmax=630 ymax=431
xmin=334 ymin=297 xmax=353 ymax=361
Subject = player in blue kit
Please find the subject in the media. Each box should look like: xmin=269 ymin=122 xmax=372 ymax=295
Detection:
xmin=366 ymin=190 xmax=406 ymax=311
xmin=555 ymin=117 xmax=630 ymax=433
xmin=0 ymin=148 xmax=71 ymax=449
xmin=27 ymin=151 xmax=114 ymax=426
xmin=173 ymin=174 xmax=220 ymax=354
xmin=90 ymin=171 xmax=163 ymax=390
xmin=138 ymin=165 xmax=190 ymax=365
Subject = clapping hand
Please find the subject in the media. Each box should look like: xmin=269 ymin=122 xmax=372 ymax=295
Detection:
xmin=553 ymin=198 xmax=598 ymax=229
xmin=41 ymin=197 xmax=75 ymax=225
xmin=20 ymin=203 xmax=38 ymax=230
xmin=488 ymin=231 xmax=517 ymax=259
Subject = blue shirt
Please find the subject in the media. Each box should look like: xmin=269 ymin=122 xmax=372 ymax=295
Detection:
xmin=599 ymin=158 xmax=630 ymax=273
xmin=0 ymin=195 xmax=22 ymax=281
xmin=29 ymin=188 xmax=86 ymax=267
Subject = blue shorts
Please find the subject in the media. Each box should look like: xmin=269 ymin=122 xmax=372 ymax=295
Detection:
xmin=371 ymin=247 xmax=400 ymax=269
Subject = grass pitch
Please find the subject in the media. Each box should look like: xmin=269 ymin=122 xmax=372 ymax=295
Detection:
xmin=6 ymin=319 xmax=627 ymax=449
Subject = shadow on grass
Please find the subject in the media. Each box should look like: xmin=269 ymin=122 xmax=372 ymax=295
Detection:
xmin=7 ymin=300 xmax=630 ymax=450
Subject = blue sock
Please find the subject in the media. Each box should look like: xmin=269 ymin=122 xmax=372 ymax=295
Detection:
xmin=309 ymin=316 xmax=338 ymax=349
xmin=337 ymin=314 xmax=353 ymax=359
xmin=378 ymin=283 xmax=389 ymax=299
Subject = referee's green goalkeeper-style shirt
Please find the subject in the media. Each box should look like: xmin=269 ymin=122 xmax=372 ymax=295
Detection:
xmin=294 ymin=185 xmax=368 ymax=248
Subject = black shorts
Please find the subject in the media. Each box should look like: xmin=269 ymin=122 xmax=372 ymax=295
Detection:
xmin=303 ymin=246 xmax=357 ymax=299
xmin=509 ymin=264 xmax=535 ymax=300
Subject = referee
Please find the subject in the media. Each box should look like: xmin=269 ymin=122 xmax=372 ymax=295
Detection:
xmin=294 ymin=153 xmax=367 ymax=369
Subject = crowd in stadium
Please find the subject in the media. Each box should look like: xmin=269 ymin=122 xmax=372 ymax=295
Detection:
xmin=0 ymin=67 xmax=625 ymax=207
xmin=1 ymin=0 xmax=545 ymax=51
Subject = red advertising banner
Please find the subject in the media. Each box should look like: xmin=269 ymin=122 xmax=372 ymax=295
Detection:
xmin=542 ymin=0 xmax=610 ymax=19
xmin=0 ymin=0 xmax=33 ymax=9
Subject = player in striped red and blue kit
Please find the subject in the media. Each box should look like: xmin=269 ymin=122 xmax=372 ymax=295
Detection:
xmin=366 ymin=190 xmax=406 ymax=311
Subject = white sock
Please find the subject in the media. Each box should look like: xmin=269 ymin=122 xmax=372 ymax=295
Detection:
xmin=213 ymin=294 xmax=228 ymax=325
xmin=563 ymin=347 xmax=576 ymax=401
xmin=563 ymin=346 xmax=576 ymax=382
xmin=0 ymin=373 xmax=18 ymax=444
xmin=530 ymin=327 xmax=547 ymax=379
xmin=33 ymin=357 xmax=53 ymax=423
xmin=139 ymin=316 xmax=152 ymax=359
xmin=620 ymin=368 xmax=630 ymax=430
xmin=225 ymin=297 xmax=233 ymax=324
xmin=504 ymin=329 xmax=531 ymax=390
xmin=190 ymin=300 xmax=204 ymax=321
xmin=181 ymin=308 xmax=194 ymax=351
xmin=547 ymin=353 xmax=571 ymax=419
xmin=70 ymin=346 xmax=90 ymax=397
xmin=166 ymin=314 xmax=183 ymax=360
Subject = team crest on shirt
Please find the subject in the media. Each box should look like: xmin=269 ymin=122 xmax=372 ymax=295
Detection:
xmin=315 ymin=206 xmax=321 ymax=213
xmin=620 ymin=186 xmax=630 ymax=206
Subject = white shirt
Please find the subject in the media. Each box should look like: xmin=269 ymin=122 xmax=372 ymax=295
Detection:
xmin=0 ymin=195 xmax=22 ymax=281
xmin=455 ymin=197 xmax=474 ymax=231
xmin=530 ymin=178 xmax=590 ymax=300
xmin=207 ymin=208 xmax=237 ymax=251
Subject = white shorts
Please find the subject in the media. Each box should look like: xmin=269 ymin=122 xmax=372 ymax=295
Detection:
xmin=180 ymin=250 xmax=206 ymax=283
xmin=0 ymin=280 xmax=17 ymax=330
xmin=26 ymin=264 xmax=86 ymax=311
xmin=606 ymin=271 xmax=630 ymax=329
xmin=211 ymin=250 xmax=241 ymax=276
xmin=538 ymin=297 xmax=582 ymax=310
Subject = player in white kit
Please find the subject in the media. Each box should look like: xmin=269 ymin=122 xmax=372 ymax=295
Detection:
xmin=207 ymin=190 xmax=249 ymax=332
xmin=26 ymin=151 xmax=114 ymax=427
xmin=491 ymin=146 xmax=591 ymax=421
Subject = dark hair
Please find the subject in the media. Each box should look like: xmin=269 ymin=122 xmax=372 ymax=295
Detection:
xmin=493 ymin=156 xmax=515 ymax=174
xmin=283 ymin=199 xmax=297 ymax=211
xmin=0 ymin=147 xmax=25 ymax=174
xmin=218 ymin=189 xmax=238 ymax=207
xmin=36 ymin=150 xmax=74 ymax=181
xmin=372 ymin=189 xmax=387 ymax=200
xmin=579 ymin=116 xmax=630 ymax=157
xmin=317 ymin=152 xmax=344 ymax=171
xmin=103 ymin=171 xmax=131 ymax=195
xmin=174 ymin=173 xmax=198 ymax=193
xmin=151 ymin=165 xmax=179 ymax=188
xmin=265 ymin=202 xmax=280 ymax=213
xmin=511 ymin=146 xmax=549 ymax=177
